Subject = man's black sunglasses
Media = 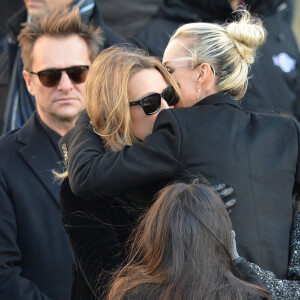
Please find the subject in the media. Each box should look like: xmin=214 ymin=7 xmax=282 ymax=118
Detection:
xmin=29 ymin=65 xmax=90 ymax=87
xmin=129 ymin=85 xmax=179 ymax=115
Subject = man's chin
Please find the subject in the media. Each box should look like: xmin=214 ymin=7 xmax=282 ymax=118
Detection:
xmin=54 ymin=109 xmax=84 ymax=123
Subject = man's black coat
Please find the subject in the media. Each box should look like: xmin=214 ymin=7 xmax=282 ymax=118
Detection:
xmin=0 ymin=112 xmax=73 ymax=299
xmin=62 ymin=94 xmax=300 ymax=280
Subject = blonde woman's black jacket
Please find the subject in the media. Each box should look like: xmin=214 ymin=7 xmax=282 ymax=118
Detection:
xmin=60 ymin=94 xmax=300 ymax=280
xmin=60 ymin=171 xmax=266 ymax=299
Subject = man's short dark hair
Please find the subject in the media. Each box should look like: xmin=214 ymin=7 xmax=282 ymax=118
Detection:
xmin=18 ymin=7 xmax=103 ymax=70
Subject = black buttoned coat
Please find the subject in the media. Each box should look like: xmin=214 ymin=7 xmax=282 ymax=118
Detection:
xmin=62 ymin=94 xmax=300 ymax=280
xmin=0 ymin=112 xmax=73 ymax=299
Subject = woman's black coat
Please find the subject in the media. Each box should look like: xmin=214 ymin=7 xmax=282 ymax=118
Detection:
xmin=59 ymin=113 xmax=162 ymax=299
xmin=60 ymin=177 xmax=265 ymax=298
xmin=60 ymin=177 xmax=142 ymax=299
xmin=60 ymin=93 xmax=300 ymax=281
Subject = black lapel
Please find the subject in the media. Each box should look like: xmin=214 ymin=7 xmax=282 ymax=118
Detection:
xmin=17 ymin=113 xmax=61 ymax=206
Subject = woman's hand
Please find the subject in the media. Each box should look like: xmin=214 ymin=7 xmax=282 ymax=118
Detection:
xmin=213 ymin=183 xmax=236 ymax=213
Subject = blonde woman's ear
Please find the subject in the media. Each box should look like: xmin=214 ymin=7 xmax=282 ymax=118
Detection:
xmin=195 ymin=63 xmax=211 ymax=83
xmin=196 ymin=63 xmax=219 ymax=99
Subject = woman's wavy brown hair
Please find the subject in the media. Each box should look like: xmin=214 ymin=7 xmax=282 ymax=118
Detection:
xmin=107 ymin=181 xmax=270 ymax=300
xmin=84 ymin=46 xmax=182 ymax=152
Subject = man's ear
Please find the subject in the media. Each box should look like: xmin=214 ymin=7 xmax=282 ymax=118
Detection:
xmin=23 ymin=70 xmax=35 ymax=96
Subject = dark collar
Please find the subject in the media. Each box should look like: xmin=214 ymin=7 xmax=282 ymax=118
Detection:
xmin=18 ymin=112 xmax=62 ymax=160
xmin=193 ymin=93 xmax=243 ymax=110
xmin=18 ymin=111 xmax=44 ymax=145
xmin=36 ymin=113 xmax=62 ymax=159
xmin=17 ymin=111 xmax=62 ymax=204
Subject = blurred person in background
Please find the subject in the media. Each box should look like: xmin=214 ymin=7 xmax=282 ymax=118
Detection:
xmin=98 ymin=0 xmax=163 ymax=38
xmin=278 ymin=0 xmax=295 ymax=25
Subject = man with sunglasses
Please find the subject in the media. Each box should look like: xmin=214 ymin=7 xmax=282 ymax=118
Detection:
xmin=0 ymin=0 xmax=125 ymax=135
xmin=0 ymin=8 xmax=102 ymax=300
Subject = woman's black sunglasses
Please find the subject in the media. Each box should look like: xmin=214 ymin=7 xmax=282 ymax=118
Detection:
xmin=29 ymin=65 xmax=90 ymax=87
xmin=129 ymin=85 xmax=179 ymax=115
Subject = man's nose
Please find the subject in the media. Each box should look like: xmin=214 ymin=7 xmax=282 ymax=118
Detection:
xmin=57 ymin=71 xmax=73 ymax=91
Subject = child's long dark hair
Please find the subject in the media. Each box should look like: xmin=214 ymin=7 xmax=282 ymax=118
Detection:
xmin=107 ymin=181 xmax=269 ymax=300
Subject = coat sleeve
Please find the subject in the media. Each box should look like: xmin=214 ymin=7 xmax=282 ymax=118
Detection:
xmin=61 ymin=109 xmax=182 ymax=200
xmin=60 ymin=178 xmax=131 ymax=297
xmin=233 ymin=258 xmax=264 ymax=287
xmin=0 ymin=168 xmax=52 ymax=300
xmin=248 ymin=261 xmax=300 ymax=299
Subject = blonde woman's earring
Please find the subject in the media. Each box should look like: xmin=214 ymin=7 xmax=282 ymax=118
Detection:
xmin=198 ymin=87 xmax=201 ymax=99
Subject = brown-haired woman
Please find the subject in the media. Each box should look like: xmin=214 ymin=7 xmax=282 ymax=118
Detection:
xmin=59 ymin=45 xmax=182 ymax=299
xmin=108 ymin=181 xmax=269 ymax=300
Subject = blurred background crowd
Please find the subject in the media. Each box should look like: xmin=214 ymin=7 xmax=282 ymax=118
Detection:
xmin=0 ymin=0 xmax=300 ymax=42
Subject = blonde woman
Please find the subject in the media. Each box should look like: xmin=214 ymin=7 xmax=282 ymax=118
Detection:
xmin=60 ymin=10 xmax=300 ymax=298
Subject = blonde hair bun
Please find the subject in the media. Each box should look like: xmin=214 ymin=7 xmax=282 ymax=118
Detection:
xmin=226 ymin=10 xmax=266 ymax=64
